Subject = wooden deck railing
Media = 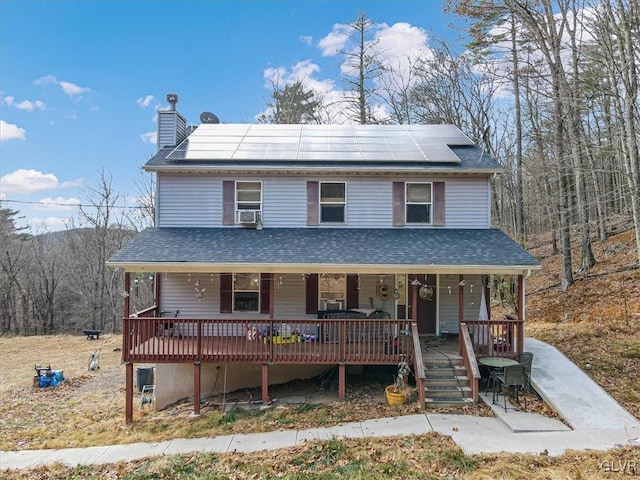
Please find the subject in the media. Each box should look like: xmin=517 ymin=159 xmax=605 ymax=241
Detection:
xmin=459 ymin=323 xmax=480 ymax=401
xmin=460 ymin=318 xmax=524 ymax=358
xmin=122 ymin=317 xmax=413 ymax=365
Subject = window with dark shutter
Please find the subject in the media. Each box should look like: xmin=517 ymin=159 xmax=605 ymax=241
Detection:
xmin=222 ymin=181 xmax=235 ymax=226
xmin=320 ymin=182 xmax=346 ymax=224
xmin=260 ymin=273 xmax=271 ymax=314
xmin=405 ymin=183 xmax=432 ymax=224
xmin=233 ymin=273 xmax=260 ymax=312
xmin=346 ymin=274 xmax=359 ymax=309
xmin=220 ymin=273 xmax=232 ymax=313
xmin=392 ymin=182 xmax=404 ymax=227
xmin=433 ymin=181 xmax=445 ymax=227
xmin=306 ymin=274 xmax=319 ymax=314
xmin=307 ymin=181 xmax=319 ymax=226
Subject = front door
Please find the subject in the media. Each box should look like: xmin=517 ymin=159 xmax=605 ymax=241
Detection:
xmin=407 ymin=274 xmax=437 ymax=334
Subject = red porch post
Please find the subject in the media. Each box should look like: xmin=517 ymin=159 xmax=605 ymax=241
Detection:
xmin=125 ymin=361 xmax=133 ymax=424
xmin=458 ymin=275 xmax=464 ymax=356
xmin=193 ymin=361 xmax=201 ymax=416
xmin=262 ymin=364 xmax=269 ymax=404
xmin=124 ymin=272 xmax=130 ymax=318
xmin=261 ymin=274 xmax=275 ymax=405
xmin=517 ymin=274 xmax=524 ymax=354
xmin=338 ymin=363 xmax=346 ymax=400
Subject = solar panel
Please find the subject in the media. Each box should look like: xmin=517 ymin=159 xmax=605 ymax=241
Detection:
xmin=171 ymin=123 xmax=467 ymax=164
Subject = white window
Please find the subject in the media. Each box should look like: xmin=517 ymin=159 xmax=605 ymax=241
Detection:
xmin=406 ymin=183 xmax=432 ymax=224
xmin=320 ymin=182 xmax=346 ymax=224
xmin=233 ymin=273 xmax=260 ymax=312
xmin=236 ymin=181 xmax=262 ymax=211
xmin=319 ymin=273 xmax=346 ymax=310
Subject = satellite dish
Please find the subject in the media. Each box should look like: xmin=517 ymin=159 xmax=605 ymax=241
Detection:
xmin=200 ymin=111 xmax=220 ymax=124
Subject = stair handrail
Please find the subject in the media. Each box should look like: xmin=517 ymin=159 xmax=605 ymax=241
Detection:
xmin=459 ymin=322 xmax=480 ymax=401
xmin=410 ymin=322 xmax=426 ymax=408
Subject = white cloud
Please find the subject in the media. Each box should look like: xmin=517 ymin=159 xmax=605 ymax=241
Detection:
xmin=318 ymin=23 xmax=350 ymax=56
xmin=59 ymin=81 xmax=90 ymax=97
xmin=140 ymin=131 xmax=156 ymax=144
xmin=0 ymin=120 xmax=26 ymax=142
xmin=34 ymin=74 xmax=91 ymax=97
xmin=34 ymin=74 xmax=58 ymax=86
xmin=0 ymin=169 xmax=58 ymax=194
xmin=17 ymin=99 xmax=45 ymax=111
xmin=2 ymin=95 xmax=46 ymax=111
xmin=33 ymin=196 xmax=81 ymax=211
xmin=60 ymin=178 xmax=85 ymax=189
xmin=300 ymin=35 xmax=313 ymax=45
xmin=137 ymin=95 xmax=155 ymax=107
xmin=374 ymin=23 xmax=431 ymax=73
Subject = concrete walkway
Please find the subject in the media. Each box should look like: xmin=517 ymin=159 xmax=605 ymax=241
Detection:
xmin=525 ymin=338 xmax=640 ymax=432
xmin=2 ymin=338 xmax=639 ymax=471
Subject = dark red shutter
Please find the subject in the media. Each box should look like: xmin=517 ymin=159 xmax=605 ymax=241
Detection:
xmin=260 ymin=273 xmax=271 ymax=314
xmin=346 ymin=274 xmax=359 ymax=309
xmin=392 ymin=182 xmax=404 ymax=227
xmin=306 ymin=274 xmax=319 ymax=314
xmin=307 ymin=181 xmax=319 ymax=226
xmin=433 ymin=181 xmax=445 ymax=227
xmin=220 ymin=273 xmax=232 ymax=313
xmin=223 ymin=181 xmax=235 ymax=226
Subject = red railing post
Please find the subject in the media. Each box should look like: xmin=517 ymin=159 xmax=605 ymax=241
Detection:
xmin=517 ymin=274 xmax=525 ymax=354
xmin=197 ymin=320 xmax=202 ymax=359
xmin=125 ymin=361 xmax=133 ymax=424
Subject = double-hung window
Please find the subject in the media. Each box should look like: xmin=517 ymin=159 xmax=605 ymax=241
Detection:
xmin=233 ymin=273 xmax=260 ymax=312
xmin=236 ymin=181 xmax=262 ymax=223
xmin=405 ymin=182 xmax=432 ymax=224
xmin=319 ymin=273 xmax=346 ymax=310
xmin=320 ymin=182 xmax=346 ymax=224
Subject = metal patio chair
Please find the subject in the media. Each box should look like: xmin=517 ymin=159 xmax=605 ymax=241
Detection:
xmin=492 ymin=363 xmax=528 ymax=412
xmin=516 ymin=351 xmax=534 ymax=392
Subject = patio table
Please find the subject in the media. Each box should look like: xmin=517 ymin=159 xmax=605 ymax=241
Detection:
xmin=479 ymin=356 xmax=519 ymax=392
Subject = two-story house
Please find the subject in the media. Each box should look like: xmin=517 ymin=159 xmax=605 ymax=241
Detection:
xmin=108 ymin=94 xmax=540 ymax=423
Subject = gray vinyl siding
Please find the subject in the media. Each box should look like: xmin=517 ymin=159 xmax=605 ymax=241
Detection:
xmin=437 ymin=274 xmax=483 ymax=334
xmin=157 ymin=175 xmax=221 ymax=227
xmin=345 ymin=182 xmax=393 ymax=228
xmin=444 ymin=178 xmax=490 ymax=228
xmin=157 ymin=111 xmax=187 ymax=150
xmin=262 ymin=178 xmax=307 ymax=227
xmin=156 ymin=175 xmax=490 ymax=229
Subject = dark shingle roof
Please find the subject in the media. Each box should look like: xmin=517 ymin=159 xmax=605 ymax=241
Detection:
xmin=107 ymin=228 xmax=539 ymax=272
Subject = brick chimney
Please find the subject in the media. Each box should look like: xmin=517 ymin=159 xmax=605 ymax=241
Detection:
xmin=157 ymin=93 xmax=187 ymax=151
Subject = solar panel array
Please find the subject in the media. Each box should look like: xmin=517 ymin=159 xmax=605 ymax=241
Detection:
xmin=166 ymin=124 xmax=474 ymax=163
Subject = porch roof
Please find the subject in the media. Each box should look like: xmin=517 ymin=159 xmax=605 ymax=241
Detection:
xmin=107 ymin=227 xmax=540 ymax=275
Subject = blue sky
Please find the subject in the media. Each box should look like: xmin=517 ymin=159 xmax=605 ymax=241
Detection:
xmin=0 ymin=0 xmax=462 ymax=232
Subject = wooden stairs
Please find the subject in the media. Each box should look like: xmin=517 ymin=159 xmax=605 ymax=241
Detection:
xmin=422 ymin=343 xmax=475 ymax=408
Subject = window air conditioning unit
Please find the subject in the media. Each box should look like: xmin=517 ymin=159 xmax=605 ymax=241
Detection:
xmin=236 ymin=210 xmax=259 ymax=224
xmin=324 ymin=301 xmax=343 ymax=311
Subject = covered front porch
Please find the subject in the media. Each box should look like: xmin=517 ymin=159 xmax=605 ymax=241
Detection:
xmin=108 ymin=227 xmax=539 ymax=423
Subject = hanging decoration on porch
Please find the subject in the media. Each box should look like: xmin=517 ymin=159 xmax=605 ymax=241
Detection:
xmin=418 ymin=284 xmax=433 ymax=301
xmin=378 ymin=284 xmax=391 ymax=301
xmin=194 ymin=277 xmax=206 ymax=300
